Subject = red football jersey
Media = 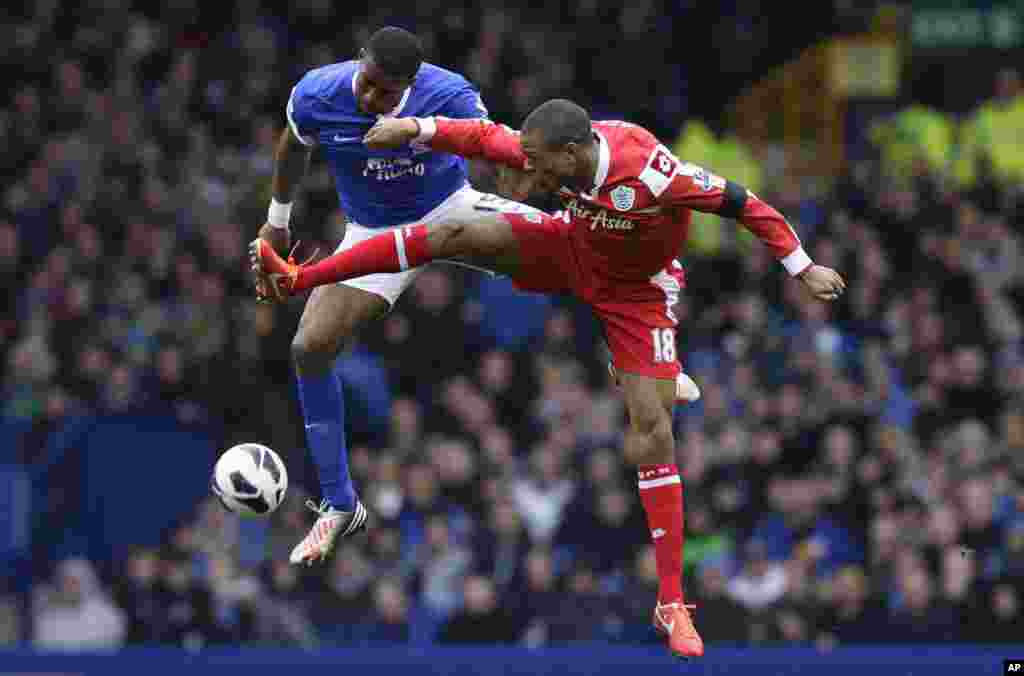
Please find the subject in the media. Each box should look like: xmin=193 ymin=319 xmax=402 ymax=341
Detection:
xmin=417 ymin=116 xmax=811 ymax=291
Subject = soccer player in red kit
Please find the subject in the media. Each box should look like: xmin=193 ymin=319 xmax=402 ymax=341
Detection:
xmin=252 ymin=99 xmax=845 ymax=658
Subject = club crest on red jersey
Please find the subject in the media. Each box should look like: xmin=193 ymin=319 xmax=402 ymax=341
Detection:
xmin=610 ymin=185 xmax=636 ymax=211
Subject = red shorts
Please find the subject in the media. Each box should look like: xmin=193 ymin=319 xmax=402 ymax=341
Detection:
xmin=506 ymin=212 xmax=684 ymax=380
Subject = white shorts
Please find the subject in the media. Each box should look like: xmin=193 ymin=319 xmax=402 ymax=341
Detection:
xmin=334 ymin=184 xmax=487 ymax=306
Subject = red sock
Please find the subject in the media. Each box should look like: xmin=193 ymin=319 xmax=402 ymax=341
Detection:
xmin=294 ymin=224 xmax=432 ymax=291
xmin=638 ymin=463 xmax=684 ymax=605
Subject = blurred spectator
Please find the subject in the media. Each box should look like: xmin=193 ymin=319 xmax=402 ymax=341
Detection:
xmin=540 ymin=561 xmax=626 ymax=643
xmin=114 ymin=548 xmax=165 ymax=644
xmin=682 ymin=500 xmax=734 ymax=577
xmin=958 ymin=477 xmax=1004 ymax=575
xmin=727 ymin=540 xmax=787 ymax=612
xmin=249 ymin=560 xmax=318 ymax=647
xmin=33 ymin=558 xmax=125 ymax=651
xmin=367 ymin=525 xmax=413 ymax=581
xmin=556 ymin=485 xmax=647 ymax=576
xmin=0 ymin=596 xmax=19 ymax=646
xmin=617 ymin=545 xmax=661 ymax=643
xmin=312 ymin=543 xmax=373 ymax=633
xmin=503 ymin=547 xmax=561 ymax=643
xmin=885 ymin=565 xmax=956 ymax=643
xmin=417 ymin=513 xmax=472 ymax=618
xmin=473 ymin=498 xmax=529 ymax=592
xmin=429 ymin=436 xmax=481 ymax=516
xmin=438 ymin=575 xmax=519 ymax=644
xmin=767 ymin=558 xmax=820 ymax=644
xmin=751 ymin=478 xmax=862 ymax=579
xmin=982 ymin=582 xmax=1022 ymax=644
xmin=512 ymin=443 xmax=575 ymax=542
xmin=156 ymin=555 xmax=228 ymax=648
xmin=398 ymin=462 xmax=472 ymax=555
xmin=688 ymin=560 xmax=750 ymax=644
xmin=816 ymin=566 xmax=884 ymax=646
xmin=0 ymin=222 xmax=21 ymax=329
xmin=389 ymin=397 xmax=422 ymax=456
xmin=351 ymin=578 xmax=410 ymax=644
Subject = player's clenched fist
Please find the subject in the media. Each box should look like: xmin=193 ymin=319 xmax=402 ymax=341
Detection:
xmin=797 ymin=264 xmax=846 ymax=302
xmin=363 ymin=118 xmax=420 ymax=149
xmin=258 ymin=222 xmax=291 ymax=255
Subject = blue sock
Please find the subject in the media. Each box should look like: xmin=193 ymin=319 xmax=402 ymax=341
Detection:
xmin=296 ymin=370 xmax=357 ymax=511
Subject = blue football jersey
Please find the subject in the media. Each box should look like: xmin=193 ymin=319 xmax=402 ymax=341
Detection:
xmin=286 ymin=60 xmax=488 ymax=228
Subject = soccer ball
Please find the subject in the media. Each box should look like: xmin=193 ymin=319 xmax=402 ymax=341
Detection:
xmin=211 ymin=443 xmax=288 ymax=517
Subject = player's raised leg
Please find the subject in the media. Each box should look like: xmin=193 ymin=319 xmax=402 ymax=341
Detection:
xmin=618 ymin=369 xmax=704 ymax=659
xmin=288 ymin=283 xmax=379 ymax=564
xmin=250 ymin=194 xmax=536 ymax=295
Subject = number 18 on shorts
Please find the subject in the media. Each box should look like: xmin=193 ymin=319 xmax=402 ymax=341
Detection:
xmin=652 ymin=328 xmax=677 ymax=363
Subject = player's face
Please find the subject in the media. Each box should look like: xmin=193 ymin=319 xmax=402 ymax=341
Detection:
xmin=520 ymin=130 xmax=574 ymax=192
xmin=355 ymin=55 xmax=412 ymax=116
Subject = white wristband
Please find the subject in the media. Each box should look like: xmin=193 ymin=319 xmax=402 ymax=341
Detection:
xmin=781 ymin=246 xmax=813 ymax=276
xmin=267 ymin=198 xmax=292 ymax=229
xmin=413 ymin=117 xmax=437 ymax=143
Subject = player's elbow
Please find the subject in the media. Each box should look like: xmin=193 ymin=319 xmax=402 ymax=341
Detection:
xmin=713 ymin=180 xmax=748 ymax=220
xmin=278 ymin=127 xmax=298 ymax=153
xmin=279 ymin=127 xmax=312 ymax=159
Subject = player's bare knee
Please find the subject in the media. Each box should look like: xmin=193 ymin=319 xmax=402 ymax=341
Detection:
xmin=290 ymin=333 xmax=319 ymax=373
xmin=651 ymin=416 xmax=675 ymax=456
xmin=291 ymin=330 xmax=342 ymax=375
xmin=646 ymin=417 xmax=675 ymax=465
xmin=626 ymin=412 xmax=675 ymax=466
xmin=429 ymin=221 xmax=468 ymax=258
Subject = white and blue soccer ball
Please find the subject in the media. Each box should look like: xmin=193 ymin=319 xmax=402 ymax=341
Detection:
xmin=211 ymin=443 xmax=288 ymax=517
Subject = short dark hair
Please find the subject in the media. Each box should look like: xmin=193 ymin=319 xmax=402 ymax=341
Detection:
xmin=522 ymin=99 xmax=593 ymax=148
xmin=365 ymin=27 xmax=423 ymax=80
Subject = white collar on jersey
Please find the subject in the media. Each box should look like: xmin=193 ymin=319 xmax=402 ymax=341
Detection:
xmin=581 ymin=129 xmax=611 ymax=199
xmin=351 ymin=64 xmax=411 ymax=118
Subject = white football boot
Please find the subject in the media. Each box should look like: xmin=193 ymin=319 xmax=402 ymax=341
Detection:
xmin=289 ymin=498 xmax=368 ymax=566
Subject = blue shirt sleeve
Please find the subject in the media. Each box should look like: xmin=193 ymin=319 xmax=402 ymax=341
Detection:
xmin=441 ymin=85 xmax=490 ymax=121
xmin=286 ymin=74 xmax=319 ymax=146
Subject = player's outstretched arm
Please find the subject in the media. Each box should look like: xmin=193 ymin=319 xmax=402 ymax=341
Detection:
xmin=365 ymin=117 xmax=529 ymax=170
xmin=364 ymin=118 xmax=537 ymax=201
xmin=711 ymin=188 xmax=845 ymax=301
xmin=644 ymin=149 xmax=845 ymax=301
xmin=362 ymin=118 xmax=420 ymax=148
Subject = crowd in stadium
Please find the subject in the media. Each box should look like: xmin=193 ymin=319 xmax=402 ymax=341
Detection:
xmin=2 ymin=0 xmax=1024 ymax=651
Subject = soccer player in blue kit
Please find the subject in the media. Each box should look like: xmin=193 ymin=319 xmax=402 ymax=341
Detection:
xmin=257 ymin=27 xmax=499 ymax=565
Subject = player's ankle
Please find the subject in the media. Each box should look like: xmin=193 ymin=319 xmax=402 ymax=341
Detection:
xmin=331 ymin=490 xmax=358 ymax=512
xmin=659 ymin=593 xmax=684 ymax=606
